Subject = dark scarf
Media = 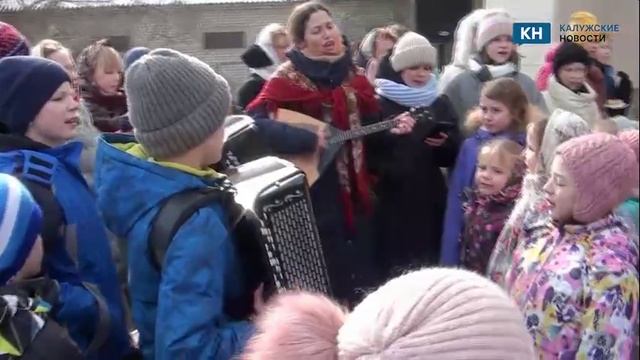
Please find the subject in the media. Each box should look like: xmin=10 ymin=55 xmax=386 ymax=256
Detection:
xmin=80 ymin=85 xmax=127 ymax=113
xmin=460 ymin=180 xmax=523 ymax=273
xmin=286 ymin=48 xmax=353 ymax=89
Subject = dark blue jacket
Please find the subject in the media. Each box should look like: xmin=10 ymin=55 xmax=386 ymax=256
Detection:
xmin=440 ymin=129 xmax=525 ymax=265
xmin=94 ymin=134 xmax=254 ymax=360
xmin=0 ymin=134 xmax=131 ymax=359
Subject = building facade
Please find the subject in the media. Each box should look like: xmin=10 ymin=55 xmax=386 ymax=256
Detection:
xmin=1 ymin=0 xmax=400 ymax=93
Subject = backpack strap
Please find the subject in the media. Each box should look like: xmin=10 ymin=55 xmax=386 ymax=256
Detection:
xmin=9 ymin=152 xmax=64 ymax=253
xmin=148 ymin=185 xmax=244 ymax=271
xmin=81 ymin=282 xmax=111 ymax=355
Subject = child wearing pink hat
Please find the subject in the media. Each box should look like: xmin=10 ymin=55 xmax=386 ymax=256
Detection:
xmin=506 ymin=133 xmax=639 ymax=358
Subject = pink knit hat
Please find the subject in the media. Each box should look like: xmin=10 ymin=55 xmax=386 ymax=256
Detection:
xmin=475 ymin=11 xmax=514 ymax=51
xmin=242 ymin=292 xmax=346 ymax=360
xmin=619 ymin=129 xmax=639 ymax=162
xmin=243 ymin=268 xmax=535 ymax=360
xmin=557 ymin=133 xmax=639 ymax=223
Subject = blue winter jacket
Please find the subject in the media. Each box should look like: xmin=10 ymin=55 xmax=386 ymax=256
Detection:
xmin=93 ymin=134 xmax=254 ymax=360
xmin=440 ymin=129 xmax=525 ymax=265
xmin=0 ymin=136 xmax=131 ymax=359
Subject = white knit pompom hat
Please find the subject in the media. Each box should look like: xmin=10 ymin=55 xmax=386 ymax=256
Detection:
xmin=337 ymin=268 xmax=535 ymax=359
xmin=390 ymin=31 xmax=437 ymax=72
xmin=475 ymin=10 xmax=514 ymax=51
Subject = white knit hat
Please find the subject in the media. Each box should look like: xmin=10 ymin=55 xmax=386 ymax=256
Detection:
xmin=390 ymin=31 xmax=437 ymax=72
xmin=476 ymin=10 xmax=514 ymax=50
xmin=338 ymin=268 xmax=535 ymax=359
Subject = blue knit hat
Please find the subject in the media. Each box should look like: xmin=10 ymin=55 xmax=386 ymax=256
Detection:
xmin=123 ymin=47 xmax=150 ymax=70
xmin=0 ymin=174 xmax=42 ymax=284
xmin=0 ymin=56 xmax=70 ymax=135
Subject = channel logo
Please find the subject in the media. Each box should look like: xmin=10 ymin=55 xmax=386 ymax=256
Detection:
xmin=513 ymin=23 xmax=552 ymax=44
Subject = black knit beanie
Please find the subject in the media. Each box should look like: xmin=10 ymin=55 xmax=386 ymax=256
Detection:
xmin=553 ymin=42 xmax=591 ymax=77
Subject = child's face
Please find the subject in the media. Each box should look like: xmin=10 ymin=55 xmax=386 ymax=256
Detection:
xmin=543 ymin=156 xmax=578 ymax=223
xmin=479 ymin=95 xmax=513 ymax=133
xmin=26 ymin=82 xmax=80 ymax=147
xmin=596 ymin=41 xmax=612 ymax=65
xmin=581 ymin=41 xmax=599 ymax=59
xmin=485 ymin=35 xmax=514 ymax=65
xmin=475 ymin=149 xmax=511 ymax=196
xmin=558 ymin=63 xmax=587 ymax=91
xmin=524 ymin=126 xmax=540 ymax=172
xmin=400 ymin=64 xmax=432 ymax=87
xmin=15 ymin=236 xmax=43 ymax=281
xmin=93 ymin=64 xmax=122 ymax=95
xmin=273 ymin=34 xmax=291 ymax=63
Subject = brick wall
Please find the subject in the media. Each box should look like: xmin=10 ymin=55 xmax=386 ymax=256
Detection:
xmin=1 ymin=1 xmax=398 ymax=95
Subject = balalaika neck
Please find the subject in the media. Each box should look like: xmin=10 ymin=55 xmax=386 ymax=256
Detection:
xmin=328 ymin=117 xmax=399 ymax=144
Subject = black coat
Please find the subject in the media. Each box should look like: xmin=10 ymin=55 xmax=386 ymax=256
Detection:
xmin=237 ymin=73 xmax=266 ymax=110
xmin=368 ymin=95 xmax=461 ymax=280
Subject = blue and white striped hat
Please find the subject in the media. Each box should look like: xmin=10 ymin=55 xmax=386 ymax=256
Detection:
xmin=0 ymin=174 xmax=42 ymax=284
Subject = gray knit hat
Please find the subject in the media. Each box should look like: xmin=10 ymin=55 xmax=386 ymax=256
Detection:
xmin=390 ymin=31 xmax=437 ymax=72
xmin=125 ymin=48 xmax=231 ymax=159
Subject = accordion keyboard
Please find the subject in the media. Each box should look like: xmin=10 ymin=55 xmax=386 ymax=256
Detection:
xmin=261 ymin=189 xmax=331 ymax=294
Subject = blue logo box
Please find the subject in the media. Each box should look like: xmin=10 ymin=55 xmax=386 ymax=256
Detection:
xmin=513 ymin=23 xmax=551 ymax=44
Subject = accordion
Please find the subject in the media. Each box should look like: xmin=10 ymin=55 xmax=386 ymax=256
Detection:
xmin=225 ymin=156 xmax=332 ymax=298
xmin=218 ymin=115 xmax=331 ymax=298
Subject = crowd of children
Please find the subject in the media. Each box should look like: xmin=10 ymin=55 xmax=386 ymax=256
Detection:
xmin=0 ymin=2 xmax=639 ymax=359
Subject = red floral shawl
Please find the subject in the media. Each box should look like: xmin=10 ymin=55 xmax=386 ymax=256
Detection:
xmin=247 ymin=62 xmax=379 ymax=230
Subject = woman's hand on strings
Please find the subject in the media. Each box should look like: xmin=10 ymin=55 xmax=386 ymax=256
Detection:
xmin=390 ymin=112 xmax=416 ymax=135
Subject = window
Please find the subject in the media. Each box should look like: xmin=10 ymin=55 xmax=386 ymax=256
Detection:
xmin=203 ymin=32 xmax=245 ymax=50
xmin=107 ymin=36 xmax=131 ymax=52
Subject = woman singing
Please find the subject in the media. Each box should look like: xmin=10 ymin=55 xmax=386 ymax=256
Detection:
xmin=247 ymin=1 xmax=414 ymax=305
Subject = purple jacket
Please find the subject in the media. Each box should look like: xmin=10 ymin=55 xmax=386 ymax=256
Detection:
xmin=440 ymin=128 xmax=525 ymax=265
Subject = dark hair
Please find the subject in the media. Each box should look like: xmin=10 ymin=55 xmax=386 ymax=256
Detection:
xmin=287 ymin=1 xmax=332 ymax=45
